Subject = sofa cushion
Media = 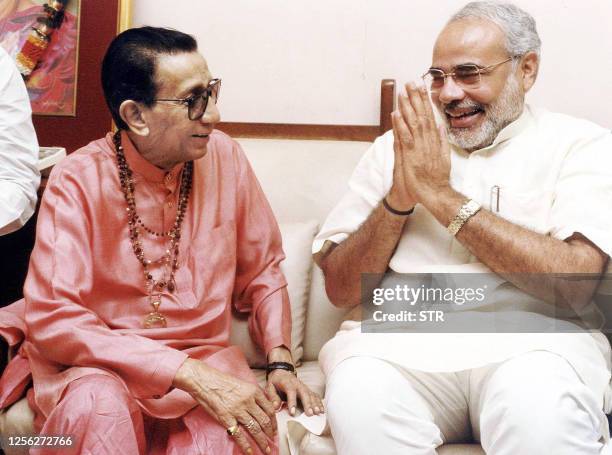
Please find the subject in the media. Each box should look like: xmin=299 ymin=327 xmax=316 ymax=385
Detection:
xmin=302 ymin=267 xmax=353 ymax=362
xmin=231 ymin=221 xmax=318 ymax=367
xmin=237 ymin=138 xmax=368 ymax=363
xmin=238 ymin=139 xmax=369 ymax=225
xmin=0 ymin=396 xmax=34 ymax=455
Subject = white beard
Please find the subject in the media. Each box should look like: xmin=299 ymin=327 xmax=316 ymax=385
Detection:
xmin=442 ymin=74 xmax=524 ymax=152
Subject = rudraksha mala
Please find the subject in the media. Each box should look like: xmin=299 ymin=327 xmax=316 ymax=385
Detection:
xmin=112 ymin=130 xmax=193 ymax=328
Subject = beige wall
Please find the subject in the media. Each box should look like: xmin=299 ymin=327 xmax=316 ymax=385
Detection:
xmin=133 ymin=0 xmax=612 ymax=128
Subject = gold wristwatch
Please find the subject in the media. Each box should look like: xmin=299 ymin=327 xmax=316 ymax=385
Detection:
xmin=447 ymin=199 xmax=481 ymax=236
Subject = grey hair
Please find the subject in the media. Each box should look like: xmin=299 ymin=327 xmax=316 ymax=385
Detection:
xmin=450 ymin=1 xmax=541 ymax=58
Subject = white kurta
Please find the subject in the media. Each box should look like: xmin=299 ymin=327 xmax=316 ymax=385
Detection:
xmin=313 ymin=105 xmax=612 ymax=411
xmin=0 ymin=46 xmax=39 ymax=235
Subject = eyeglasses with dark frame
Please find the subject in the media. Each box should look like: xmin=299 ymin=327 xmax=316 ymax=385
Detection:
xmin=154 ymin=78 xmax=221 ymax=121
xmin=421 ymin=57 xmax=516 ymax=93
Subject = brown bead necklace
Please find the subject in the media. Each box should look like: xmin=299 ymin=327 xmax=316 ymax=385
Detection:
xmin=112 ymin=131 xmax=193 ymax=328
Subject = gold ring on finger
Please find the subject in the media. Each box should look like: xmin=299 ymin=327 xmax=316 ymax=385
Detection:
xmin=245 ymin=419 xmax=259 ymax=432
xmin=227 ymin=424 xmax=240 ymax=437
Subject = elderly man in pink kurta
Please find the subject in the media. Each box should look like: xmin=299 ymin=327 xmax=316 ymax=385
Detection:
xmin=0 ymin=26 xmax=323 ymax=454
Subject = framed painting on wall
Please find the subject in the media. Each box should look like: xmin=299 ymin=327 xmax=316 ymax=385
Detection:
xmin=20 ymin=0 xmax=132 ymax=153
xmin=0 ymin=0 xmax=81 ymax=116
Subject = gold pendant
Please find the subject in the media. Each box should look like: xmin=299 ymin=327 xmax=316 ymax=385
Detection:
xmin=143 ymin=311 xmax=167 ymax=329
xmin=143 ymin=296 xmax=167 ymax=329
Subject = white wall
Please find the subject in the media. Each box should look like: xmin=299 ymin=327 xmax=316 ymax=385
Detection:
xmin=133 ymin=0 xmax=612 ymax=128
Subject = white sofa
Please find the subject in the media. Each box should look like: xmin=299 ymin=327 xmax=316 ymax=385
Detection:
xmin=0 ymin=136 xmax=483 ymax=455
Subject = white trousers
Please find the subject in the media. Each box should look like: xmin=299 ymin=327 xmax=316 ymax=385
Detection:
xmin=326 ymin=352 xmax=611 ymax=455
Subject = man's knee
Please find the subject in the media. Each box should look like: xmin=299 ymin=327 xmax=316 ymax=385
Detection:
xmin=479 ymin=352 xmax=605 ymax=454
xmin=59 ymin=374 xmax=137 ymax=417
xmin=36 ymin=374 xmax=145 ymax=454
xmin=325 ymin=357 xmax=441 ymax=455
xmin=326 ymin=357 xmax=395 ymax=424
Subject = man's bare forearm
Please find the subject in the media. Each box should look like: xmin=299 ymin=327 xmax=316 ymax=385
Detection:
xmin=317 ymin=202 xmax=408 ymax=308
xmin=421 ymin=187 xmax=608 ymax=310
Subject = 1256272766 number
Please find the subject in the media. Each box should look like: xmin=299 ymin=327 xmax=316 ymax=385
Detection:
xmin=1 ymin=434 xmax=74 ymax=449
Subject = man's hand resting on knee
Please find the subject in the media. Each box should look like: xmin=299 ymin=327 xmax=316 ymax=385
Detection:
xmin=173 ymin=358 xmax=277 ymax=455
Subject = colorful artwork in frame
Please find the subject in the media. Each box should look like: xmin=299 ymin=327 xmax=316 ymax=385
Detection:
xmin=0 ymin=0 xmax=81 ymax=116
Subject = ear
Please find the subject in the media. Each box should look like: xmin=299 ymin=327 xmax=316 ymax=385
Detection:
xmin=518 ymin=51 xmax=539 ymax=93
xmin=119 ymin=100 xmax=150 ymax=136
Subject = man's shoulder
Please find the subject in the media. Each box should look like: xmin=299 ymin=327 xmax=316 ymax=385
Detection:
xmin=209 ymin=129 xmax=240 ymax=151
xmin=0 ymin=46 xmax=10 ymax=72
xmin=47 ymin=135 xmax=112 ymax=186
xmin=209 ymin=128 xmax=233 ymax=143
xmin=0 ymin=46 xmax=22 ymax=90
xmin=206 ymin=129 xmax=243 ymax=160
xmin=0 ymin=46 xmax=12 ymax=72
xmin=205 ymin=129 xmax=254 ymax=171
xmin=530 ymin=107 xmax=610 ymax=142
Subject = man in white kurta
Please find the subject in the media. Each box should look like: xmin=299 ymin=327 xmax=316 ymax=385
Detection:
xmin=313 ymin=2 xmax=612 ymax=454
xmin=0 ymin=46 xmax=39 ymax=236
xmin=0 ymin=45 xmax=39 ymax=309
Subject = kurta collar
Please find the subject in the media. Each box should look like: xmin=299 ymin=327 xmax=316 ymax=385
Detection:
xmin=489 ymin=104 xmax=533 ymax=147
xmin=108 ymin=130 xmax=184 ymax=184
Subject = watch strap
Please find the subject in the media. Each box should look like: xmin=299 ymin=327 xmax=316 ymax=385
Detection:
xmin=447 ymin=199 xmax=481 ymax=236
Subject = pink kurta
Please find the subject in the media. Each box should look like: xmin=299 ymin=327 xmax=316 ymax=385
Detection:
xmin=0 ymin=130 xmax=291 ymax=438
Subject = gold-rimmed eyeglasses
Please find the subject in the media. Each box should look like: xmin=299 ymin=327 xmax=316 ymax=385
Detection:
xmin=422 ymin=57 xmax=515 ymax=93
xmin=154 ymin=78 xmax=221 ymax=121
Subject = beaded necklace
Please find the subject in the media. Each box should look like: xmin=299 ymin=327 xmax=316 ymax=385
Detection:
xmin=112 ymin=131 xmax=193 ymax=328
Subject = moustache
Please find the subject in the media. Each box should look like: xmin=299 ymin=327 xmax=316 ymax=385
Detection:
xmin=444 ymin=100 xmax=485 ymax=113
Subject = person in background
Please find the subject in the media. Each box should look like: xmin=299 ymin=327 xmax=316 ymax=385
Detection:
xmin=0 ymin=45 xmax=39 ymax=313
xmin=0 ymin=45 xmax=38 ymax=236
xmin=0 ymin=42 xmax=39 ymax=376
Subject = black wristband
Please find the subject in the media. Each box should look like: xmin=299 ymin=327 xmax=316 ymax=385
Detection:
xmin=382 ymin=197 xmax=415 ymax=216
xmin=266 ymin=361 xmax=296 ymax=380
